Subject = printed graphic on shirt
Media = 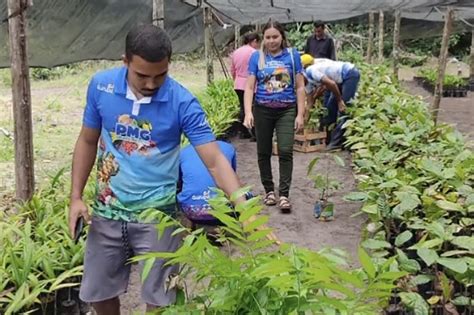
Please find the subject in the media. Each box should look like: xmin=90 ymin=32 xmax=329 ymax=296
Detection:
xmin=262 ymin=63 xmax=291 ymax=93
xmin=111 ymin=114 xmax=157 ymax=155
xmin=97 ymin=150 xmax=119 ymax=206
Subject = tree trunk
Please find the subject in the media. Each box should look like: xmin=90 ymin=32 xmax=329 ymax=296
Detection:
xmin=378 ymin=10 xmax=384 ymax=63
xmin=204 ymin=6 xmax=214 ymax=85
xmin=366 ymin=12 xmax=375 ymax=63
xmin=152 ymin=0 xmax=164 ymax=28
xmin=432 ymin=8 xmax=454 ymax=124
xmin=392 ymin=10 xmax=401 ymax=80
xmin=8 ymin=0 xmax=35 ymax=202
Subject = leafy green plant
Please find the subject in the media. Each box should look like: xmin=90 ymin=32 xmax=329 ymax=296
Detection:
xmin=196 ymin=79 xmax=239 ymax=138
xmin=343 ymin=63 xmax=473 ymax=314
xmin=308 ymin=154 xmax=345 ymax=201
xmin=135 ymin=190 xmax=406 ymax=314
xmin=0 ymin=168 xmax=90 ymax=314
xmin=307 ymin=154 xmax=345 ymax=220
xmin=31 ymin=64 xmax=81 ymax=81
xmin=306 ymin=99 xmax=327 ymax=131
xmin=417 ymin=68 xmax=466 ymax=88
xmin=287 ymin=23 xmax=313 ymax=51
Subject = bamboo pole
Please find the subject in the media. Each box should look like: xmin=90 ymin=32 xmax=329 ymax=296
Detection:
xmin=470 ymin=28 xmax=474 ymax=86
xmin=255 ymin=23 xmax=261 ymax=33
xmin=204 ymin=6 xmax=214 ymax=85
xmin=152 ymin=0 xmax=164 ymax=28
xmin=234 ymin=24 xmax=241 ymax=50
xmin=7 ymin=0 xmax=35 ymax=202
xmin=378 ymin=10 xmax=384 ymax=63
xmin=366 ymin=12 xmax=374 ymax=63
xmin=392 ymin=10 xmax=401 ymax=80
xmin=432 ymin=8 xmax=454 ymax=124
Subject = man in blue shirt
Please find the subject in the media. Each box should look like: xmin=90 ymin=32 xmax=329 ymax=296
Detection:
xmin=68 ymin=24 xmax=244 ymax=315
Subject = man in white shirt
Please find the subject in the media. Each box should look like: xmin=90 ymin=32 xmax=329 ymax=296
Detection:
xmin=301 ymin=55 xmax=360 ymax=150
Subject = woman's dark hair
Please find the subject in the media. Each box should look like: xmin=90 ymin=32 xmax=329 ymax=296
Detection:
xmin=261 ymin=19 xmax=288 ymax=49
xmin=125 ymin=24 xmax=172 ymax=62
xmin=243 ymin=32 xmax=260 ymax=45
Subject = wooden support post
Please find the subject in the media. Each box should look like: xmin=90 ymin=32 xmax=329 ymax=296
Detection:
xmin=255 ymin=23 xmax=261 ymax=33
xmin=7 ymin=0 xmax=35 ymax=202
xmin=432 ymin=8 xmax=454 ymax=124
xmin=470 ymin=28 xmax=474 ymax=85
xmin=392 ymin=10 xmax=401 ymax=80
xmin=234 ymin=24 xmax=241 ymax=50
xmin=366 ymin=12 xmax=374 ymax=63
xmin=378 ymin=10 xmax=385 ymax=63
xmin=152 ymin=0 xmax=164 ymax=28
xmin=204 ymin=6 xmax=214 ymax=85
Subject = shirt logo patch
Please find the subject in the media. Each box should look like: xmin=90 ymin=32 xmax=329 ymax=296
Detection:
xmin=97 ymin=83 xmax=114 ymax=94
xmin=111 ymin=114 xmax=157 ymax=155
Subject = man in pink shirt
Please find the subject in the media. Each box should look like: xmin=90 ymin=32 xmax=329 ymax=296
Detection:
xmin=231 ymin=32 xmax=260 ymax=139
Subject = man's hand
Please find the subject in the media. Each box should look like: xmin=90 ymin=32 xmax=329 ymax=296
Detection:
xmin=243 ymin=113 xmax=254 ymax=129
xmin=69 ymin=198 xmax=91 ymax=238
xmin=245 ymin=215 xmax=282 ymax=245
xmin=338 ymin=99 xmax=347 ymax=113
xmin=294 ymin=114 xmax=304 ymax=133
xmin=314 ymin=85 xmax=326 ymax=98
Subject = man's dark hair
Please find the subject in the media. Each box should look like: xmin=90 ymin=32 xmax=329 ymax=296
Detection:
xmin=313 ymin=21 xmax=325 ymax=29
xmin=243 ymin=32 xmax=260 ymax=45
xmin=125 ymin=24 xmax=172 ymax=62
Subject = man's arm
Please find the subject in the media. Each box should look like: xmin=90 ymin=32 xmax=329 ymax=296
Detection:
xmin=195 ymin=141 xmax=281 ymax=244
xmin=69 ymin=126 xmax=100 ymax=235
xmin=321 ymin=76 xmax=346 ymax=112
xmin=195 ymin=141 xmax=241 ymax=201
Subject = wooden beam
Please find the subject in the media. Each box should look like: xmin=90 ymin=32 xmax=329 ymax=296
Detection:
xmin=366 ymin=12 xmax=374 ymax=63
xmin=152 ymin=0 xmax=164 ymax=28
xmin=378 ymin=10 xmax=384 ymax=63
xmin=234 ymin=24 xmax=241 ymax=50
xmin=7 ymin=0 xmax=35 ymax=202
xmin=392 ymin=10 xmax=401 ymax=80
xmin=204 ymin=6 xmax=214 ymax=85
xmin=432 ymin=8 xmax=454 ymax=124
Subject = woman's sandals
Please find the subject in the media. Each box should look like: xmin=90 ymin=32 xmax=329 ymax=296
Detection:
xmin=263 ymin=191 xmax=277 ymax=206
xmin=278 ymin=196 xmax=292 ymax=214
xmin=264 ymin=191 xmax=292 ymax=213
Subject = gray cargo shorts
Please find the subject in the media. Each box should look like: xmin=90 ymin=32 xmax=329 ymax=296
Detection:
xmin=79 ymin=215 xmax=182 ymax=306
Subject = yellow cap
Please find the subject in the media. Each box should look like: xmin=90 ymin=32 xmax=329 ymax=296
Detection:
xmin=300 ymin=54 xmax=314 ymax=68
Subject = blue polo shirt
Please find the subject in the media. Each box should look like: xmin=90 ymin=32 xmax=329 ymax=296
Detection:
xmin=83 ymin=66 xmax=215 ymax=222
xmin=248 ymin=47 xmax=303 ymax=108
xmin=177 ymin=141 xmax=236 ymax=223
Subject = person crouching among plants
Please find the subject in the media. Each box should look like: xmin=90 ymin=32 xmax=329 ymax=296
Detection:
xmin=301 ymin=54 xmax=360 ymax=151
xmin=243 ymin=19 xmax=305 ymax=213
xmin=177 ymin=140 xmax=280 ymax=244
